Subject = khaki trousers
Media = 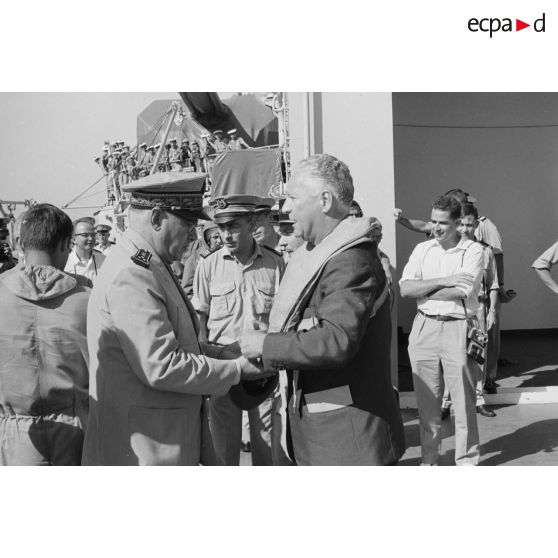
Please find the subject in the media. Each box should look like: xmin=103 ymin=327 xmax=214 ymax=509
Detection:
xmin=208 ymin=392 xmax=273 ymax=466
xmin=0 ymin=412 xmax=85 ymax=466
xmin=442 ymin=302 xmax=499 ymax=407
xmin=408 ymin=313 xmax=480 ymax=465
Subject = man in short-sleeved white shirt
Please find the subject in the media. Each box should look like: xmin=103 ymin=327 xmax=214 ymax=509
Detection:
xmin=532 ymin=240 xmax=558 ymax=295
xmin=400 ymin=195 xmax=484 ymax=465
xmin=65 ymin=217 xmax=105 ymax=284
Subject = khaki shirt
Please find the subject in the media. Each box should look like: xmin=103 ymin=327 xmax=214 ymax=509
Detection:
xmin=476 ymin=216 xmax=503 ymax=255
xmin=193 ymin=242 xmax=285 ymax=345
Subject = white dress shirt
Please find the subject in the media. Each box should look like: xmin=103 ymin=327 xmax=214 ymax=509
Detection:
xmin=65 ymin=249 xmax=105 ymax=284
xmin=400 ymin=238 xmax=484 ymax=318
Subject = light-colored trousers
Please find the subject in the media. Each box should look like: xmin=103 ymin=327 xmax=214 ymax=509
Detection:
xmin=442 ymin=302 xmax=499 ymax=407
xmin=208 ymin=392 xmax=273 ymax=466
xmin=408 ymin=313 xmax=480 ymax=465
xmin=0 ymin=412 xmax=85 ymax=466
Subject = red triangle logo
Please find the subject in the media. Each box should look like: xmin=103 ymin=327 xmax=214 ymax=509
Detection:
xmin=516 ymin=19 xmax=530 ymax=31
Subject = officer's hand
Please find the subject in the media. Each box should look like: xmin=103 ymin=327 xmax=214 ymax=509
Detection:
xmin=239 ymin=330 xmax=266 ymax=360
xmin=445 ymin=272 xmax=475 ymax=289
xmin=238 ymin=356 xmax=275 ymax=380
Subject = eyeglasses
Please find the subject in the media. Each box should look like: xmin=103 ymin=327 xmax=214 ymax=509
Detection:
xmin=74 ymin=233 xmax=95 ymax=238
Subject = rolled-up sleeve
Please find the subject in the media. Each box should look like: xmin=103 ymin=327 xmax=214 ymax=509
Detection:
xmin=532 ymin=241 xmax=558 ymax=270
xmin=108 ymin=265 xmax=239 ymax=396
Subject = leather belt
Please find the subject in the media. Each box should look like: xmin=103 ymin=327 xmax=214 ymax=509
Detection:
xmin=418 ymin=310 xmax=465 ymax=322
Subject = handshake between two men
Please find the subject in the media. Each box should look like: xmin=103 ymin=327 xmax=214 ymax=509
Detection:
xmin=219 ymin=330 xmax=274 ymax=381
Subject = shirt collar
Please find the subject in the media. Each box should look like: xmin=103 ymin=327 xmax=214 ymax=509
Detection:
xmin=433 ymin=237 xmax=473 ymax=253
xmin=222 ymin=240 xmax=262 ymax=262
xmin=70 ymin=248 xmax=94 ymax=264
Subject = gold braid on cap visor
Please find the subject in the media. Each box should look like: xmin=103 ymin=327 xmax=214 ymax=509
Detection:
xmin=130 ymin=192 xmax=203 ymax=211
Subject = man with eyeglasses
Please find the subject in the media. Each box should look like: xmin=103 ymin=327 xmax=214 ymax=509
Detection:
xmin=82 ymin=172 xmax=272 ymax=465
xmin=65 ymin=217 xmax=105 ymax=284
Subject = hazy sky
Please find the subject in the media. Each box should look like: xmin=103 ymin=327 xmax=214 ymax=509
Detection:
xmin=0 ymin=93 xmax=179 ymax=219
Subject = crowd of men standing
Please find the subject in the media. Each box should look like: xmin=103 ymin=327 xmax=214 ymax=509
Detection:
xmin=2 ymin=153 xmax=558 ymax=466
xmin=96 ymin=129 xmax=249 ymax=202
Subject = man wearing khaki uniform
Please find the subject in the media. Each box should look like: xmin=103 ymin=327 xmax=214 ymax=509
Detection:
xmin=193 ymin=194 xmax=284 ymax=465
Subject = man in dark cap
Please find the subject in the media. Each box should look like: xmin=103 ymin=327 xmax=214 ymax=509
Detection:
xmin=82 ymin=173 xmax=272 ymax=466
xmin=193 ymin=194 xmax=285 ymax=465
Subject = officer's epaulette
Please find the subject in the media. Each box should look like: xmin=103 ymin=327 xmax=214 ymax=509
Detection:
xmin=93 ymin=248 xmax=103 ymax=254
xmin=201 ymin=246 xmax=222 ymax=259
xmin=479 ymin=215 xmax=487 ymax=222
xmin=131 ymin=249 xmax=152 ymax=268
xmin=262 ymin=245 xmax=282 ymax=258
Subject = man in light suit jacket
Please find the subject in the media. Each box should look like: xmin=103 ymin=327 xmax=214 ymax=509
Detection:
xmin=240 ymin=155 xmax=405 ymax=465
xmin=82 ymin=172 xmax=272 ymax=466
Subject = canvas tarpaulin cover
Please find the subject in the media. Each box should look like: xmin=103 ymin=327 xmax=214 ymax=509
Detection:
xmin=211 ymin=148 xmax=282 ymax=199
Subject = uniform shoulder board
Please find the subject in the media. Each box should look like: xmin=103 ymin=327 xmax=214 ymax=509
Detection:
xmin=199 ymin=247 xmax=211 ymax=259
xmin=201 ymin=246 xmax=222 ymax=259
xmin=93 ymin=248 xmax=103 ymax=254
xmin=262 ymin=245 xmax=282 ymax=258
xmin=131 ymin=249 xmax=152 ymax=268
xmin=479 ymin=216 xmax=487 ymax=222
